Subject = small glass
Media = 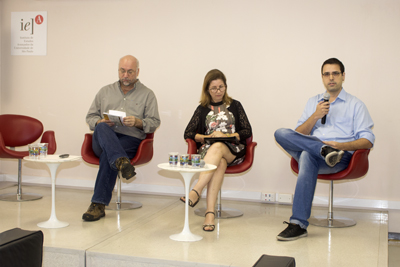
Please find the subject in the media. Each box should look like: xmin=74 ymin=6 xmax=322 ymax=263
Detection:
xmin=180 ymin=154 xmax=189 ymax=168
xmin=39 ymin=143 xmax=48 ymax=158
xmin=28 ymin=144 xmax=40 ymax=159
xmin=169 ymin=152 xmax=179 ymax=167
xmin=191 ymin=154 xmax=201 ymax=168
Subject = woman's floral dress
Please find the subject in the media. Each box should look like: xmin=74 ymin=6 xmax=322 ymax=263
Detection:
xmin=198 ymin=103 xmax=245 ymax=166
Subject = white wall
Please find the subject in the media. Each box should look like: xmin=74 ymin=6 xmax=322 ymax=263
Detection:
xmin=1 ymin=0 xmax=400 ymax=231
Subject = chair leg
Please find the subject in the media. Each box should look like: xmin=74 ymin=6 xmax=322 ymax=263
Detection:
xmin=106 ymin=172 xmax=142 ymax=210
xmin=309 ymin=180 xmax=356 ymax=228
xmin=0 ymin=159 xmax=42 ymax=202
xmin=194 ymin=190 xmax=243 ymax=219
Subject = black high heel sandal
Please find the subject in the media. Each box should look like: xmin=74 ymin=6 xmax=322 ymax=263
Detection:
xmin=180 ymin=189 xmax=200 ymax=207
xmin=203 ymin=211 xmax=215 ymax=232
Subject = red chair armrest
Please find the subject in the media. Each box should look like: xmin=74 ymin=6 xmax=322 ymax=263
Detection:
xmin=226 ymin=141 xmax=257 ymax=174
xmin=0 ymin=132 xmax=28 ymax=159
xmin=131 ymin=133 xmax=154 ymax=165
xmin=41 ymin=131 xmax=57 ymax=155
xmin=186 ymin=139 xmax=198 ymax=154
xmin=290 ymin=149 xmax=370 ymax=180
xmin=325 ymin=149 xmax=370 ymax=180
xmin=290 ymin=157 xmax=299 ymax=173
xmin=81 ymin=133 xmax=99 ymax=165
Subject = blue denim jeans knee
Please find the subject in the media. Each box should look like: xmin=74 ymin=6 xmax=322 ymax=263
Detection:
xmin=91 ymin=123 xmax=142 ymax=205
xmin=274 ymin=128 xmax=352 ymax=229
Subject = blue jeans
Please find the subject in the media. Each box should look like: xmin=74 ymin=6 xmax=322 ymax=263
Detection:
xmin=274 ymin=128 xmax=352 ymax=229
xmin=91 ymin=123 xmax=141 ymax=205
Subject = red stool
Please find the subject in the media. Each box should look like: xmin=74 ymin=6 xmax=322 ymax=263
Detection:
xmin=0 ymin=114 xmax=56 ymax=202
xmin=290 ymin=149 xmax=370 ymax=227
xmin=186 ymin=136 xmax=257 ymax=219
xmin=81 ymin=133 xmax=154 ymax=210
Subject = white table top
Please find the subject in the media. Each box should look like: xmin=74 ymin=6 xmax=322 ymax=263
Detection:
xmin=157 ymin=163 xmax=216 ymax=173
xmin=24 ymin=154 xmax=81 ymax=163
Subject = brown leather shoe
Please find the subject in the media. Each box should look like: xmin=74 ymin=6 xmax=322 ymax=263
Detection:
xmin=115 ymin=157 xmax=136 ymax=180
xmin=82 ymin=203 xmax=105 ymax=221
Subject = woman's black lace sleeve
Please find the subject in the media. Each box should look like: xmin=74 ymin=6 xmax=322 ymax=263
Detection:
xmin=236 ymin=101 xmax=252 ymax=141
xmin=184 ymin=106 xmax=203 ymax=140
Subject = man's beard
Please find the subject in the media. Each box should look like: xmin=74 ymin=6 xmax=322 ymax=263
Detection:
xmin=120 ymin=79 xmax=136 ymax=87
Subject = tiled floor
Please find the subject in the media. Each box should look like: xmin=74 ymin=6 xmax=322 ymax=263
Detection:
xmin=0 ymin=182 xmax=391 ymax=266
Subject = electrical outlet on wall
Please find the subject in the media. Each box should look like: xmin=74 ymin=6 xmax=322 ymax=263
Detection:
xmin=277 ymin=193 xmax=293 ymax=204
xmin=261 ymin=192 xmax=276 ymax=203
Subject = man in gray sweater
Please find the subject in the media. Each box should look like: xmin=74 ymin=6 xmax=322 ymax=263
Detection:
xmin=83 ymin=55 xmax=160 ymax=221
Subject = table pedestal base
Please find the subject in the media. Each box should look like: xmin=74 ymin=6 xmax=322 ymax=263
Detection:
xmin=170 ymin=232 xmax=202 ymax=242
xmin=37 ymin=219 xmax=69 ymax=229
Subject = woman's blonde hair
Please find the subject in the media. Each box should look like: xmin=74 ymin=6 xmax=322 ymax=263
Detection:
xmin=200 ymin=69 xmax=232 ymax=107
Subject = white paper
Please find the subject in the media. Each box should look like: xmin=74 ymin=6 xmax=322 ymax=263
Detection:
xmin=103 ymin=110 xmax=126 ymax=126
xmin=108 ymin=110 xmax=126 ymax=117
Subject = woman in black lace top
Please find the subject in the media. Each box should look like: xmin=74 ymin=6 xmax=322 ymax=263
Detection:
xmin=181 ymin=69 xmax=252 ymax=231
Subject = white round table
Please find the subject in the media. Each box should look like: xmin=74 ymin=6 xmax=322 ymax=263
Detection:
xmin=158 ymin=163 xmax=216 ymax=242
xmin=24 ymin=155 xmax=81 ymax=228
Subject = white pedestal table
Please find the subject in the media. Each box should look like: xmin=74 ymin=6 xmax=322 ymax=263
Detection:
xmin=158 ymin=163 xmax=216 ymax=242
xmin=24 ymin=155 xmax=81 ymax=228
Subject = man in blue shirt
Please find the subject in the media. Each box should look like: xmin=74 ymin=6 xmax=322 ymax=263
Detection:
xmin=274 ymin=58 xmax=375 ymax=241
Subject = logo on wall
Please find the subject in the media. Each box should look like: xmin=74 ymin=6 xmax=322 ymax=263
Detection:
xmin=35 ymin=15 xmax=44 ymax=25
xmin=11 ymin=12 xmax=47 ymax=56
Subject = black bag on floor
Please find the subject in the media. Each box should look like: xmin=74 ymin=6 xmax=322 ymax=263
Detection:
xmin=253 ymin=254 xmax=295 ymax=267
xmin=0 ymin=228 xmax=43 ymax=267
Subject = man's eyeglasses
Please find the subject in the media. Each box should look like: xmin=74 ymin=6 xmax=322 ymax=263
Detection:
xmin=322 ymin=72 xmax=342 ymax=78
xmin=119 ymin=69 xmax=136 ymax=75
xmin=209 ymin=86 xmax=226 ymax=93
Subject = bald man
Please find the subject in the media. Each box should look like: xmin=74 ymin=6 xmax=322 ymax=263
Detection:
xmin=84 ymin=55 xmax=160 ymax=221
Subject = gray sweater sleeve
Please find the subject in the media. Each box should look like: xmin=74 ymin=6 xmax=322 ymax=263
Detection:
xmin=86 ymin=90 xmax=103 ymax=131
xmin=141 ymin=89 xmax=160 ymax=133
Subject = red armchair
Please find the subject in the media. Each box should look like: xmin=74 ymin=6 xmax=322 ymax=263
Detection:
xmin=81 ymin=132 xmax=154 ymax=210
xmin=186 ymin=136 xmax=257 ymax=219
xmin=0 ymin=114 xmax=56 ymax=201
xmin=290 ymin=149 xmax=370 ymax=227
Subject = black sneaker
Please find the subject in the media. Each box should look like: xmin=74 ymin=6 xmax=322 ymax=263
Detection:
xmin=276 ymin=221 xmax=308 ymax=241
xmin=115 ymin=157 xmax=136 ymax=180
xmin=82 ymin=203 xmax=105 ymax=221
xmin=321 ymin=146 xmax=344 ymax=167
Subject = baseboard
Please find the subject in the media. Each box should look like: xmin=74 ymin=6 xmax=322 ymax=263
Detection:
xmin=2 ymin=174 xmax=400 ymax=211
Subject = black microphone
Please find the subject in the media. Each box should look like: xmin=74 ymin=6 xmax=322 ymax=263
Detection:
xmin=321 ymin=92 xmax=330 ymax=125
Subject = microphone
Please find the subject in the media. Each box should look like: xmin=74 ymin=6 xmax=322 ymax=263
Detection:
xmin=321 ymin=92 xmax=330 ymax=125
